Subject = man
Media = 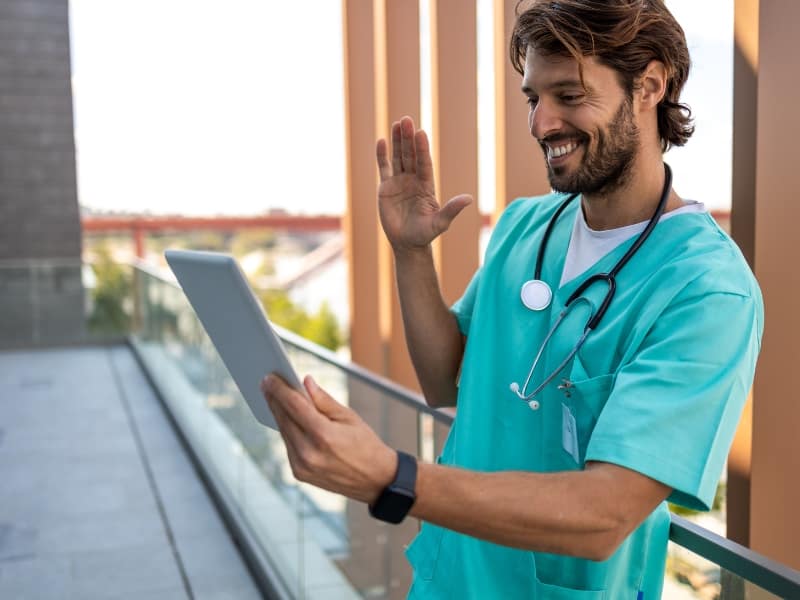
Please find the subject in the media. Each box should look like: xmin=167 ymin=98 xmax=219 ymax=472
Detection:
xmin=261 ymin=0 xmax=763 ymax=597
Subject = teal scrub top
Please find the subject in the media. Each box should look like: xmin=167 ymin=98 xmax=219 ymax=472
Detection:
xmin=405 ymin=193 xmax=764 ymax=599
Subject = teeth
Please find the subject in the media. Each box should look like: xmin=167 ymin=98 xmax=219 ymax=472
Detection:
xmin=548 ymin=142 xmax=578 ymax=159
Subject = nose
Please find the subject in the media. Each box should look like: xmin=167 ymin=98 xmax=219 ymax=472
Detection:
xmin=528 ymin=98 xmax=562 ymax=141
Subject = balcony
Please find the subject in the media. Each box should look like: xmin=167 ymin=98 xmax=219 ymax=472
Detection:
xmin=1 ymin=259 xmax=798 ymax=599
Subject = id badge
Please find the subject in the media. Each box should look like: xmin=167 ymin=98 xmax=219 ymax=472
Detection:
xmin=562 ymin=403 xmax=580 ymax=464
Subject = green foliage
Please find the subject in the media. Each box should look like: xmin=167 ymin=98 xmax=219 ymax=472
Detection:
xmin=303 ymin=301 xmax=343 ymax=350
xmin=231 ymin=229 xmax=277 ymax=257
xmin=88 ymin=246 xmax=132 ymax=335
xmin=258 ymin=289 xmax=342 ymax=351
xmin=669 ymin=482 xmax=725 ymax=517
xmin=189 ymin=231 xmax=229 ymax=251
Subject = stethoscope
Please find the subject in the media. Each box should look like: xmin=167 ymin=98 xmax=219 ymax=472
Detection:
xmin=510 ymin=163 xmax=673 ymax=410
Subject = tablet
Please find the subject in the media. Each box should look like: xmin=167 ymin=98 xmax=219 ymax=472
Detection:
xmin=164 ymin=249 xmax=305 ymax=430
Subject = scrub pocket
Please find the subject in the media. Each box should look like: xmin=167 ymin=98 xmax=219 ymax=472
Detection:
xmin=552 ymin=356 xmax=614 ymax=466
xmin=406 ymin=449 xmax=453 ymax=582
xmin=534 ymin=578 xmax=606 ymax=599
xmin=529 ymin=553 xmax=608 ymax=599
xmin=405 ymin=523 xmax=446 ymax=581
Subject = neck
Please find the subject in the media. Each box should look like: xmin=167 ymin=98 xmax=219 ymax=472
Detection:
xmin=580 ymin=153 xmax=683 ymax=231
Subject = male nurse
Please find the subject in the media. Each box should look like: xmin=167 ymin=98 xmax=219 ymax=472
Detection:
xmin=262 ymin=0 xmax=763 ymax=597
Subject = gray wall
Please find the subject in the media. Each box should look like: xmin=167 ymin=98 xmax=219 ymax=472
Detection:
xmin=0 ymin=0 xmax=84 ymax=347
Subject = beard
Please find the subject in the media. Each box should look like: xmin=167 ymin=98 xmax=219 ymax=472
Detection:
xmin=541 ymin=98 xmax=639 ymax=196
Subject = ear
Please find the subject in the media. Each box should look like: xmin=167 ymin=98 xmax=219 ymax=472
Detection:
xmin=636 ymin=60 xmax=668 ymax=112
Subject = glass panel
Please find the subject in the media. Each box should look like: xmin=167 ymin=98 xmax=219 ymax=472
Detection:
xmin=0 ymin=260 xmax=122 ymax=348
xmin=129 ymin=268 xmax=431 ymax=598
xmin=664 ymin=541 xmax=783 ymax=600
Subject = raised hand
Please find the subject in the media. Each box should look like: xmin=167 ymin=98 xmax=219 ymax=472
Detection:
xmin=376 ymin=116 xmax=472 ymax=252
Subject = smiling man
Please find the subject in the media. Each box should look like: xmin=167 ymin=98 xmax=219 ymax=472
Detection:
xmin=261 ymin=0 xmax=763 ymax=597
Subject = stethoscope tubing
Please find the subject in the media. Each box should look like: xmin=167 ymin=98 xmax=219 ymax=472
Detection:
xmin=512 ymin=163 xmax=673 ymax=402
xmin=515 ymin=297 xmax=594 ymax=406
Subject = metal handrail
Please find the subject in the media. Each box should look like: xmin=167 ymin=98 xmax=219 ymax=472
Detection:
xmin=135 ymin=263 xmax=800 ymax=597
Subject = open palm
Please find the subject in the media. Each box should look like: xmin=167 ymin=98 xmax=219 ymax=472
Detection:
xmin=376 ymin=117 xmax=472 ymax=251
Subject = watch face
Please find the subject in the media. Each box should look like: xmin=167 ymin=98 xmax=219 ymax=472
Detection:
xmin=372 ymin=486 xmax=416 ymax=524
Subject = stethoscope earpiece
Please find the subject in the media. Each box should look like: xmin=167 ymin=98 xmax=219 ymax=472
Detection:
xmin=510 ymin=381 xmax=540 ymax=410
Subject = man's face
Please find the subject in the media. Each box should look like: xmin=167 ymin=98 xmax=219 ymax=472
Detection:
xmin=521 ymin=48 xmax=640 ymax=196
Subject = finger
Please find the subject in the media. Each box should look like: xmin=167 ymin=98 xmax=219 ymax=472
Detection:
xmin=268 ymin=392 xmax=308 ymax=446
xmin=376 ymin=139 xmax=391 ymax=182
xmin=270 ymin=399 xmax=312 ymax=481
xmin=434 ymin=194 xmax=473 ymax=235
xmin=414 ymin=129 xmax=434 ymax=183
xmin=391 ymin=121 xmax=402 ymax=174
xmin=263 ymin=379 xmax=305 ymax=434
xmin=304 ymin=376 xmax=349 ymax=422
xmin=399 ymin=116 xmax=416 ymax=174
xmin=262 ymin=374 xmax=323 ymax=432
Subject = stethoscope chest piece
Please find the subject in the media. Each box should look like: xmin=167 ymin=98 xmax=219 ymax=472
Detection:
xmin=521 ymin=279 xmax=552 ymax=311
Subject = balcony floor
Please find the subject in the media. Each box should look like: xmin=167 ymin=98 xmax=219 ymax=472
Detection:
xmin=0 ymin=345 xmax=262 ymax=600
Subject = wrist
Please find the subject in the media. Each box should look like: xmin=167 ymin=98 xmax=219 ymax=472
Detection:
xmin=368 ymin=446 xmax=399 ymax=504
xmin=392 ymin=246 xmax=435 ymax=273
xmin=392 ymin=244 xmax=433 ymax=265
xmin=368 ymin=450 xmax=418 ymax=524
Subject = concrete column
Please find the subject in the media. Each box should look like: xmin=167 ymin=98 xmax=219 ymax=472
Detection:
xmin=493 ymin=0 xmax=549 ymax=223
xmin=750 ymin=0 xmax=800 ymax=570
xmin=0 ymin=0 xmax=84 ymax=347
xmin=429 ymin=0 xmax=481 ymax=305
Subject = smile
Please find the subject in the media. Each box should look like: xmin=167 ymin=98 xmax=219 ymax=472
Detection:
xmin=546 ymin=141 xmax=580 ymax=161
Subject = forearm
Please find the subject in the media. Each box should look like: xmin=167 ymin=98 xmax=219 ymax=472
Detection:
xmin=410 ymin=462 xmax=668 ymax=561
xmin=394 ymin=247 xmax=464 ymax=408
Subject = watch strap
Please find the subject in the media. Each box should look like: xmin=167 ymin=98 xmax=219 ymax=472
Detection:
xmin=393 ymin=450 xmax=417 ymax=491
xmin=368 ymin=450 xmax=418 ymax=523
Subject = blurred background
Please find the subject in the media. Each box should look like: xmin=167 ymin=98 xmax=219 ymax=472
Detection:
xmin=0 ymin=1 xmax=797 ymax=599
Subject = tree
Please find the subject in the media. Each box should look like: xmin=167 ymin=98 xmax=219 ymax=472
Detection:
xmin=257 ymin=289 xmax=343 ymax=351
xmin=88 ymin=245 xmax=132 ymax=335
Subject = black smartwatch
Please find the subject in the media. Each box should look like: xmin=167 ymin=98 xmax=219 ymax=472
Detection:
xmin=369 ymin=450 xmax=417 ymax=524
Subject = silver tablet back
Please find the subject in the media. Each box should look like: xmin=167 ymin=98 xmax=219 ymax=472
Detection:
xmin=164 ymin=249 xmax=305 ymax=430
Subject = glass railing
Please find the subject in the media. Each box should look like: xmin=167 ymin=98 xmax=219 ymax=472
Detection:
xmin=127 ymin=261 xmax=800 ymax=600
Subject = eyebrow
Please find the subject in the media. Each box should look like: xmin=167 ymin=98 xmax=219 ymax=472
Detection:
xmin=521 ymin=79 xmax=586 ymax=95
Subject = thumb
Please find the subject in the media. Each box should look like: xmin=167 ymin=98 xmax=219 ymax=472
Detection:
xmin=435 ymin=194 xmax=473 ymax=234
xmin=304 ymin=376 xmax=347 ymax=420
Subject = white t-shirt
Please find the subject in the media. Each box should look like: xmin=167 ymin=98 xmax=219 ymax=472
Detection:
xmin=560 ymin=201 xmax=706 ymax=286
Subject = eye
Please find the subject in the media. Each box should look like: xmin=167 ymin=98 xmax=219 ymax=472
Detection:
xmin=526 ymin=96 xmax=539 ymax=108
xmin=560 ymin=94 xmax=584 ymax=105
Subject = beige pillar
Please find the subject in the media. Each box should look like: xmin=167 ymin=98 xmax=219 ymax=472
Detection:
xmin=344 ymin=3 xmax=422 ymax=598
xmin=375 ymin=0 xmax=422 ymax=391
xmin=727 ymin=0 xmax=759 ymax=548
xmin=429 ymin=0 xmax=481 ymax=305
xmin=750 ymin=0 xmax=800 ymax=570
xmin=493 ymin=0 xmax=549 ymax=223
xmin=375 ymin=3 xmax=423 ymax=596
xmin=343 ymin=0 xmax=383 ymax=375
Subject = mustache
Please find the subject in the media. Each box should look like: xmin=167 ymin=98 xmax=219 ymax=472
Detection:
xmin=538 ymin=132 xmax=589 ymax=145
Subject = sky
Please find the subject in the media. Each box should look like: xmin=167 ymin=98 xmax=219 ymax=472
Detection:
xmin=69 ymin=0 xmax=733 ymax=216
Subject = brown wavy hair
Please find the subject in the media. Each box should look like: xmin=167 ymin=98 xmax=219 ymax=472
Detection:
xmin=510 ymin=0 xmax=694 ymax=151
